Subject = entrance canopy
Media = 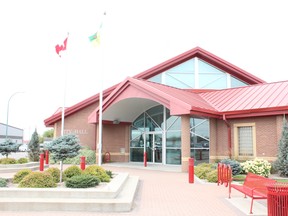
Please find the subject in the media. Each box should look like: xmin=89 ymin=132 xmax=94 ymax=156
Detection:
xmin=88 ymin=77 xmax=218 ymax=124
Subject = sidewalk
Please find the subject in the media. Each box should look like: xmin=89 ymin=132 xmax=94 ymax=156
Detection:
xmin=0 ymin=163 xmax=267 ymax=216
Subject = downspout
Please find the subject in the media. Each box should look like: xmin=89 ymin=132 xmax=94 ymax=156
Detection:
xmin=223 ymin=114 xmax=232 ymax=159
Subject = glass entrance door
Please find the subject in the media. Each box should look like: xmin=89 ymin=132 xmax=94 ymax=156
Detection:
xmin=145 ymin=133 xmax=162 ymax=163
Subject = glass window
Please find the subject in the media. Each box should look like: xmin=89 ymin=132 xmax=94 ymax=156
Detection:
xmin=166 ymin=131 xmax=181 ymax=148
xmin=198 ymin=60 xmax=223 ymax=74
xmin=238 ymin=126 xmax=253 ymax=156
xmin=234 ymin=123 xmax=256 ymax=158
xmin=199 ymin=74 xmax=227 ymax=89
xmin=148 ymin=74 xmax=162 ymax=83
xmin=130 ymin=148 xmax=144 ymax=162
xmin=231 ymin=76 xmax=248 ymax=88
xmin=166 ymin=59 xmax=195 ymax=73
xmin=166 ymin=149 xmax=181 ymax=165
xmin=166 ymin=73 xmax=194 ymax=88
xmin=146 ymin=106 xmax=164 ymax=129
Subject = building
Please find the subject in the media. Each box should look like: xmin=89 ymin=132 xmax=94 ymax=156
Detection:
xmin=44 ymin=47 xmax=288 ymax=172
xmin=0 ymin=123 xmax=24 ymax=145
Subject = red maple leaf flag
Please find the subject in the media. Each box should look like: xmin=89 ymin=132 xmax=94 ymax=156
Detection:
xmin=55 ymin=36 xmax=68 ymax=57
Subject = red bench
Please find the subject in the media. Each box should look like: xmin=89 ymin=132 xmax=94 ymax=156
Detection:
xmin=217 ymin=163 xmax=276 ymax=214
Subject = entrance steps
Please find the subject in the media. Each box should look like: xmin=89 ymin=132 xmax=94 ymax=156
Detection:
xmin=0 ymin=172 xmax=139 ymax=212
xmin=0 ymin=162 xmax=49 ymax=174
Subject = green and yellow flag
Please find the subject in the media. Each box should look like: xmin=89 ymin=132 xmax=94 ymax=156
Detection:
xmin=89 ymin=31 xmax=101 ymax=46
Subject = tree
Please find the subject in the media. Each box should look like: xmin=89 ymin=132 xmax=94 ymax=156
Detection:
xmin=0 ymin=139 xmax=21 ymax=158
xmin=43 ymin=129 xmax=54 ymax=138
xmin=274 ymin=117 xmax=288 ymax=177
xmin=28 ymin=129 xmax=40 ymax=162
xmin=46 ymin=134 xmax=81 ymax=182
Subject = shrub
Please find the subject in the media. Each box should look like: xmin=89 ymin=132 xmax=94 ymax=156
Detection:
xmin=241 ymin=158 xmax=271 ymax=177
xmin=0 ymin=158 xmax=17 ymax=164
xmin=45 ymin=167 xmax=61 ymax=183
xmin=63 ymin=147 xmax=96 ymax=165
xmin=106 ymin=170 xmax=113 ymax=178
xmin=206 ymin=169 xmax=218 ymax=183
xmin=220 ymin=158 xmax=242 ymax=175
xmin=65 ymin=174 xmax=100 ymax=188
xmin=18 ymin=172 xmax=57 ymax=188
xmin=17 ymin=158 xmax=29 ymax=164
xmin=13 ymin=169 xmax=33 ymax=184
xmin=0 ymin=178 xmax=8 ymax=187
xmin=194 ymin=163 xmax=214 ymax=179
xmin=63 ymin=165 xmax=82 ymax=179
xmin=83 ymin=165 xmax=110 ymax=182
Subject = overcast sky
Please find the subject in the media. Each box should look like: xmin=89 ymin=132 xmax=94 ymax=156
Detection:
xmin=1 ymin=0 xmax=288 ymax=140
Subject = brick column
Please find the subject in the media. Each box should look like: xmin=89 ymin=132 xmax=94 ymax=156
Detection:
xmin=181 ymin=115 xmax=191 ymax=172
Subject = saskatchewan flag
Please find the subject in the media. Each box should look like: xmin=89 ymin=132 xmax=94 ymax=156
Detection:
xmin=89 ymin=31 xmax=100 ymax=46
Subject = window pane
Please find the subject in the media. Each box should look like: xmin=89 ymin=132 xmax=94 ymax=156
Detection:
xmin=166 ymin=73 xmax=194 ymax=88
xmin=130 ymin=148 xmax=144 ymax=162
xmin=199 ymin=74 xmax=227 ymax=89
xmin=166 ymin=59 xmax=195 ymax=73
xmin=198 ymin=60 xmax=223 ymax=74
xmin=148 ymin=74 xmax=162 ymax=83
xmin=231 ymin=76 xmax=248 ymax=88
xmin=238 ymin=126 xmax=253 ymax=156
xmin=166 ymin=149 xmax=181 ymax=165
xmin=166 ymin=131 xmax=181 ymax=148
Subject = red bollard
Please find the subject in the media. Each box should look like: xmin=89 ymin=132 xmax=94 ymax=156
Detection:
xmin=189 ymin=158 xmax=194 ymax=183
xmin=39 ymin=153 xmax=44 ymax=171
xmin=45 ymin=150 xmax=49 ymax=164
xmin=80 ymin=156 xmax=86 ymax=170
xmin=144 ymin=152 xmax=147 ymax=167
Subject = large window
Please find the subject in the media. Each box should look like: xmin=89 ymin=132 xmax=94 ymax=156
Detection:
xmin=234 ymin=123 xmax=256 ymax=158
xmin=148 ymin=58 xmax=247 ymax=89
xmin=190 ymin=118 xmax=210 ymax=165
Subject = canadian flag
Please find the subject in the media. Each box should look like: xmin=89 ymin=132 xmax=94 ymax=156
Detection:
xmin=55 ymin=36 xmax=68 ymax=57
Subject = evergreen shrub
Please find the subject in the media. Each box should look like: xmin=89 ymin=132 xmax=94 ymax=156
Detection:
xmin=45 ymin=167 xmax=61 ymax=183
xmin=17 ymin=158 xmax=29 ymax=164
xmin=0 ymin=178 xmax=8 ymax=187
xmin=0 ymin=158 xmax=17 ymax=164
xmin=13 ymin=169 xmax=32 ymax=184
xmin=206 ymin=169 xmax=218 ymax=183
xmin=220 ymin=158 xmax=242 ymax=175
xmin=63 ymin=147 xmax=96 ymax=165
xmin=18 ymin=172 xmax=56 ymax=188
xmin=63 ymin=165 xmax=82 ymax=179
xmin=83 ymin=165 xmax=110 ymax=182
xmin=65 ymin=174 xmax=100 ymax=188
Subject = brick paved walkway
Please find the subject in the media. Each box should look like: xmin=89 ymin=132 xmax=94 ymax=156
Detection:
xmin=0 ymin=163 xmax=265 ymax=216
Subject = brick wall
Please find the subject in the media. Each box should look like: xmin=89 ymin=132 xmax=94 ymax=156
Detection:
xmin=211 ymin=115 xmax=284 ymax=161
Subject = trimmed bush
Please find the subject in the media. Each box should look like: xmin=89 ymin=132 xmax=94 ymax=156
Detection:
xmin=45 ymin=167 xmax=61 ymax=183
xmin=18 ymin=172 xmax=57 ymax=188
xmin=0 ymin=158 xmax=17 ymax=164
xmin=0 ymin=178 xmax=8 ymax=187
xmin=83 ymin=165 xmax=110 ymax=182
xmin=65 ymin=174 xmax=100 ymax=188
xmin=63 ymin=165 xmax=82 ymax=179
xmin=106 ymin=170 xmax=113 ymax=178
xmin=17 ymin=158 xmax=29 ymax=164
xmin=206 ymin=169 xmax=218 ymax=183
xmin=194 ymin=166 xmax=213 ymax=179
xmin=13 ymin=169 xmax=33 ymax=184
xmin=220 ymin=158 xmax=242 ymax=175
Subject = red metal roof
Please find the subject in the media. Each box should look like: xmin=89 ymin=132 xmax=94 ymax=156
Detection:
xmin=199 ymin=81 xmax=288 ymax=118
xmin=44 ymin=47 xmax=267 ymax=126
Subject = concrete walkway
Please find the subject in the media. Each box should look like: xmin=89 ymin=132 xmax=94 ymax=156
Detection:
xmin=0 ymin=162 xmax=268 ymax=216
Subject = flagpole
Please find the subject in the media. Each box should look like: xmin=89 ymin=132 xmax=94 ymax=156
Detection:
xmin=98 ymin=12 xmax=106 ymax=166
xmin=55 ymin=33 xmax=69 ymax=136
